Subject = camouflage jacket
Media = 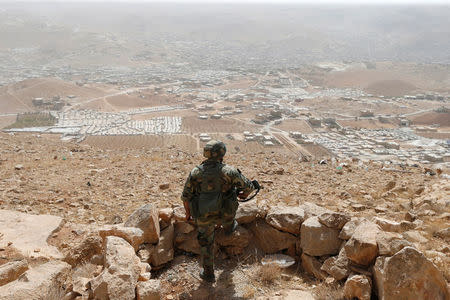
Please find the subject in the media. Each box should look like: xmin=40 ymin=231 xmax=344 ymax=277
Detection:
xmin=181 ymin=160 xmax=254 ymax=217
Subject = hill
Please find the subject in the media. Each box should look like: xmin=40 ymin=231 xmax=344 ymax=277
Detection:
xmin=0 ymin=78 xmax=113 ymax=114
xmin=0 ymin=132 xmax=448 ymax=299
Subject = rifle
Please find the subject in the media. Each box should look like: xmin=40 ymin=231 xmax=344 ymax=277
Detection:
xmin=238 ymin=180 xmax=262 ymax=202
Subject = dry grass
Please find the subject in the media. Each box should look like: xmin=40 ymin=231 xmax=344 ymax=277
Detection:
xmin=256 ymin=264 xmax=282 ymax=285
xmin=242 ymin=285 xmax=256 ymax=299
xmin=313 ymin=282 xmax=344 ymax=300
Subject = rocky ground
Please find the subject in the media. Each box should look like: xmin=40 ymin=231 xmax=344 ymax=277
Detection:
xmin=0 ymin=132 xmax=449 ymax=299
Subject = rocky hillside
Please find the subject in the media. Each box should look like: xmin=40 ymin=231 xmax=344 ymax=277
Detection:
xmin=0 ymin=132 xmax=449 ymax=299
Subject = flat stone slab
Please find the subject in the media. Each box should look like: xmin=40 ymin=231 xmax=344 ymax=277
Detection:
xmin=0 ymin=210 xmax=64 ymax=259
xmin=0 ymin=260 xmax=71 ymax=300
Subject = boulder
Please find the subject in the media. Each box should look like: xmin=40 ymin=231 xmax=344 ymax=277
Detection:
xmin=376 ymin=231 xmax=412 ymax=256
xmin=172 ymin=206 xmax=186 ymax=222
xmin=137 ymin=244 xmax=152 ymax=263
xmin=404 ymin=211 xmax=417 ymax=222
xmin=99 ymin=225 xmax=145 ymax=251
xmin=174 ymin=221 xmax=195 ymax=234
xmin=64 ymin=234 xmax=103 ymax=267
xmin=339 ymin=217 xmax=364 ymax=240
xmin=374 ymin=217 xmax=403 ymax=232
xmin=0 ymin=210 xmax=64 ymax=259
xmin=344 ymin=274 xmax=372 ymax=300
xmin=402 ymin=230 xmax=429 ymax=244
xmin=136 ymin=279 xmax=161 ymax=300
xmin=90 ymin=236 xmax=142 ymax=300
xmin=159 ymin=183 xmax=170 ymax=190
xmin=124 ymin=204 xmax=160 ymax=244
xmin=175 ymin=230 xmax=201 ymax=254
xmin=0 ymin=260 xmax=28 ymax=286
xmin=159 ymin=208 xmax=173 ymax=222
xmin=299 ymin=202 xmax=332 ymax=219
xmin=139 ymin=272 xmax=151 ymax=282
xmin=318 ymin=212 xmax=350 ymax=230
xmin=321 ymin=247 xmax=350 ymax=281
xmin=148 ymin=224 xmax=174 ymax=267
xmin=295 ymin=239 xmax=302 ymax=256
xmin=300 ymin=217 xmax=341 ymax=256
xmin=139 ymin=262 xmax=151 ymax=278
xmin=72 ymin=276 xmax=90 ymax=297
xmin=373 ymin=247 xmax=450 ymax=300
xmin=434 ymin=227 xmax=450 ymax=242
xmin=266 ymin=206 xmax=306 ymax=234
xmin=301 ymin=253 xmax=328 ymax=280
xmin=344 ymin=221 xmax=380 ymax=266
xmin=249 ymin=220 xmax=296 ymax=254
xmin=235 ymin=202 xmax=267 ymax=224
xmin=0 ymin=261 xmax=71 ymax=300
xmin=216 ymin=226 xmax=251 ymax=248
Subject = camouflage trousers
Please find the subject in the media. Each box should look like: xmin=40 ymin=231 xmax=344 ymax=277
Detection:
xmin=196 ymin=210 xmax=236 ymax=269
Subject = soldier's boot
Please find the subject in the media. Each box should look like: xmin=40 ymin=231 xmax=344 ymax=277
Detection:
xmin=200 ymin=265 xmax=215 ymax=282
xmin=224 ymin=220 xmax=238 ymax=235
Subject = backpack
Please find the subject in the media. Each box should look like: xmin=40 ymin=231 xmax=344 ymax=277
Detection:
xmin=191 ymin=161 xmax=224 ymax=218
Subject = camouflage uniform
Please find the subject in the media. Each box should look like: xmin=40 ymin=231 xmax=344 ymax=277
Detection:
xmin=181 ymin=141 xmax=254 ymax=278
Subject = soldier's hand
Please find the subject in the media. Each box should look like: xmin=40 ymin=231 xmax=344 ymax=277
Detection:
xmin=183 ymin=201 xmax=191 ymax=221
xmin=251 ymin=180 xmax=261 ymax=190
xmin=238 ymin=191 xmax=249 ymax=199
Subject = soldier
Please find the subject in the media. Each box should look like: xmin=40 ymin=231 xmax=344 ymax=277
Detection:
xmin=181 ymin=140 xmax=255 ymax=282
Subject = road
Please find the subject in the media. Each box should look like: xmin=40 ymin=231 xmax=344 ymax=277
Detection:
xmin=65 ymin=85 xmax=163 ymax=111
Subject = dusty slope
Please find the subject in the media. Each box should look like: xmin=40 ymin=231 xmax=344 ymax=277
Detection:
xmin=0 ymin=132 xmax=449 ymax=298
xmin=0 ymin=78 xmax=112 ymax=114
xmin=0 ymin=132 xmax=446 ymax=227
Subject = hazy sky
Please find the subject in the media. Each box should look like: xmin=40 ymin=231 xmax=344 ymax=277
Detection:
xmin=1 ymin=0 xmax=449 ymax=3
xmin=148 ymin=0 xmax=449 ymax=2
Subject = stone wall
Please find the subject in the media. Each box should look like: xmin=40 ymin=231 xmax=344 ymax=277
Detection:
xmin=0 ymin=203 xmax=449 ymax=300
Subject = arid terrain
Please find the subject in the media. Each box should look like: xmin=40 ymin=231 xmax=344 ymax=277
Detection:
xmin=0 ymin=132 xmax=449 ymax=299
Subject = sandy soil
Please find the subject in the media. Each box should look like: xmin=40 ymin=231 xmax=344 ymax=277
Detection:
xmin=182 ymin=116 xmax=258 ymax=134
xmin=364 ymin=79 xmax=417 ymax=97
xmin=82 ymin=134 xmax=198 ymax=152
xmin=301 ymin=144 xmax=332 ymax=158
xmin=0 ymin=116 xmax=16 ymax=129
xmin=0 ymin=78 xmax=110 ymax=114
xmin=410 ymin=112 xmax=450 ymax=127
xmin=322 ymin=62 xmax=450 ymax=94
xmin=131 ymin=110 xmax=197 ymax=120
xmin=273 ymin=119 xmax=314 ymax=133
xmin=339 ymin=119 xmax=398 ymax=129
xmin=216 ymin=79 xmax=258 ymax=90
xmin=0 ymin=132 xmax=445 ymax=225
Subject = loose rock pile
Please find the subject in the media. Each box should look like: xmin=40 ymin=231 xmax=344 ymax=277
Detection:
xmin=0 ymin=201 xmax=449 ymax=300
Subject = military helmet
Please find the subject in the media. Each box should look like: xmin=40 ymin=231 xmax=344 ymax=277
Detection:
xmin=203 ymin=140 xmax=226 ymax=160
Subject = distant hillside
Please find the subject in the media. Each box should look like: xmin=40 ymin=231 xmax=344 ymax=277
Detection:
xmin=1 ymin=3 xmax=449 ymax=69
xmin=0 ymin=78 xmax=108 ymax=114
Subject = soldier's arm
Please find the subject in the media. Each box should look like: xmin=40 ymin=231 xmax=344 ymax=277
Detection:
xmin=225 ymin=166 xmax=255 ymax=199
xmin=181 ymin=172 xmax=195 ymax=220
xmin=181 ymin=173 xmax=195 ymax=203
xmin=181 ymin=167 xmax=202 ymax=220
